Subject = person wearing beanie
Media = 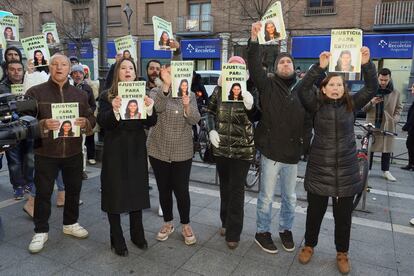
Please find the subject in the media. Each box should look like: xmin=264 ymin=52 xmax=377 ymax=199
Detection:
xmin=248 ymin=22 xmax=313 ymax=254
xmin=206 ymin=56 xmax=259 ymax=249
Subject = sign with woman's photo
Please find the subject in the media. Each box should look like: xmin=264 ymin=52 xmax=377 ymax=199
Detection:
xmin=171 ymin=61 xmax=193 ymax=98
xmin=21 ymin=35 xmax=50 ymax=68
xmin=118 ymin=81 xmax=147 ymax=120
xmin=114 ymin=35 xmax=137 ymax=62
xmin=0 ymin=13 xmax=19 ymax=42
xmin=42 ymin=22 xmax=60 ymax=45
xmin=221 ymin=63 xmax=247 ymax=102
xmin=329 ymin=29 xmax=363 ymax=73
xmin=51 ymin=102 xmax=80 ymax=139
xmin=11 ymin=84 xmax=24 ymax=96
xmin=257 ymin=1 xmax=286 ymax=44
xmin=152 ymin=16 xmax=175 ymax=51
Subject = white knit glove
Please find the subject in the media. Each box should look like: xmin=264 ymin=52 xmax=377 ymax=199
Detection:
xmin=144 ymin=97 xmax=154 ymax=116
xmin=209 ymin=130 xmax=220 ymax=148
xmin=243 ymin=90 xmax=254 ymax=110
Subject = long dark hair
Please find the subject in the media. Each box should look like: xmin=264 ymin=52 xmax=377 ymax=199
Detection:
xmin=228 ymin=83 xmax=243 ymax=101
xmin=46 ymin=32 xmax=56 ymax=44
xmin=124 ymin=99 xmax=139 ymax=119
xmin=33 ymin=50 xmax=47 ymax=66
xmin=264 ymin=21 xmax=280 ymax=42
xmin=4 ymin=26 xmax=14 ymax=40
xmin=158 ymin=31 xmax=170 ymax=46
xmin=178 ymin=79 xmax=189 ymax=96
xmin=108 ymin=58 xmax=138 ymax=101
xmin=58 ymin=120 xmax=74 ymax=137
xmin=319 ymin=73 xmax=353 ymax=112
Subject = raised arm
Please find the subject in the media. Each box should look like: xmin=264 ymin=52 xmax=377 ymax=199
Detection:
xmin=247 ymin=22 xmax=269 ymax=94
xmin=352 ymin=47 xmax=378 ymax=111
xmin=150 ymin=66 xmax=171 ymax=113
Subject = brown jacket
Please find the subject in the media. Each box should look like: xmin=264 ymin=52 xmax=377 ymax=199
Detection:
xmin=363 ymin=89 xmax=402 ymax=153
xmin=25 ymin=78 xmax=96 ymax=158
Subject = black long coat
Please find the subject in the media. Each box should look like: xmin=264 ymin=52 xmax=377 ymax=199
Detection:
xmin=98 ymin=90 xmax=157 ymax=213
xmin=298 ymin=62 xmax=378 ymax=197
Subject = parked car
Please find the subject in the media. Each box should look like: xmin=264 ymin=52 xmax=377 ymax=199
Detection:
xmin=347 ymin=80 xmax=366 ymax=118
xmin=196 ymin=70 xmax=220 ymax=97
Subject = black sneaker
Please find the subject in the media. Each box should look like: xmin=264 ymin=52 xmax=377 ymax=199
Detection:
xmin=279 ymin=230 xmax=295 ymax=252
xmin=255 ymin=232 xmax=278 ymax=254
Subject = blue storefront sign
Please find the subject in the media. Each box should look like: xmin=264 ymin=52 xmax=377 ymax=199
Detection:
xmin=292 ymin=33 xmax=414 ymax=59
xmin=140 ymin=40 xmax=174 ymax=59
xmin=181 ymin=39 xmax=221 ymax=59
xmin=68 ymin=41 xmax=94 ymax=59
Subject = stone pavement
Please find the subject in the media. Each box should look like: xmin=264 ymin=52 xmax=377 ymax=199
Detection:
xmin=0 ymin=157 xmax=413 ymax=276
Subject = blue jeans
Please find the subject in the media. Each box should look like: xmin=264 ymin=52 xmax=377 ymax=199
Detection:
xmin=256 ymin=154 xmax=298 ymax=233
xmin=5 ymin=139 xmax=34 ymax=190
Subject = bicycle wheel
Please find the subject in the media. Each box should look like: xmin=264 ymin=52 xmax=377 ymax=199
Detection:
xmin=197 ymin=129 xmax=208 ymax=161
xmin=245 ymin=151 xmax=260 ymax=188
xmin=353 ymin=153 xmax=369 ymax=210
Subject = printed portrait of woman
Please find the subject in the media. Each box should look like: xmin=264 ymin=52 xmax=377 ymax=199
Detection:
xmin=158 ymin=31 xmax=171 ymax=49
xmin=264 ymin=20 xmax=280 ymax=42
xmin=124 ymin=99 xmax=141 ymax=119
xmin=335 ymin=50 xmax=355 ymax=72
xmin=228 ymin=83 xmax=243 ymax=101
xmin=33 ymin=50 xmax=48 ymax=67
xmin=46 ymin=32 xmax=56 ymax=44
xmin=4 ymin=26 xmax=15 ymax=41
xmin=58 ymin=120 xmax=75 ymax=137
xmin=177 ymin=79 xmax=189 ymax=97
xmin=123 ymin=49 xmax=134 ymax=61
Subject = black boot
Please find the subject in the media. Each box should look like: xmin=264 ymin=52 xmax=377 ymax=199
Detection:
xmin=108 ymin=213 xmax=128 ymax=256
xmin=400 ymin=164 xmax=414 ymax=171
xmin=130 ymin=210 xmax=148 ymax=249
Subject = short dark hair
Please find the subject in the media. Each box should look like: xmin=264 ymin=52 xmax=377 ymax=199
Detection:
xmin=6 ymin=60 xmax=24 ymax=70
xmin=378 ymin=68 xmax=391 ymax=77
xmin=146 ymin=59 xmax=161 ymax=71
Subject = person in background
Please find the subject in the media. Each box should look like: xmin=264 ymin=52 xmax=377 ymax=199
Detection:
xmin=401 ymin=82 xmax=414 ymax=171
xmin=363 ymin=68 xmax=403 ymax=182
xmin=0 ymin=46 xmax=23 ymax=82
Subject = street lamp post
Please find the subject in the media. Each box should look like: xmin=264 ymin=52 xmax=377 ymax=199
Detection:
xmin=123 ymin=3 xmax=133 ymax=35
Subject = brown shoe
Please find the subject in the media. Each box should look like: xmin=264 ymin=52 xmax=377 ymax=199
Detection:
xmin=56 ymin=191 xmax=65 ymax=207
xmin=337 ymin=252 xmax=350 ymax=274
xmin=298 ymin=246 xmax=314 ymax=264
xmin=23 ymin=195 xmax=35 ymax=218
xmin=227 ymin=241 xmax=238 ymax=249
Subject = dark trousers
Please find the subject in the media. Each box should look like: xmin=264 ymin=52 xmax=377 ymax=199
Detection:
xmin=33 ymin=153 xmax=83 ymax=233
xmin=369 ymin=152 xmax=391 ymax=171
xmin=149 ymin=156 xmax=192 ymax=224
xmin=5 ymin=139 xmax=34 ymax=189
xmin=107 ymin=210 xmax=144 ymax=241
xmin=304 ymin=192 xmax=354 ymax=252
xmin=216 ymin=156 xmax=250 ymax=242
xmin=407 ymin=135 xmax=414 ymax=166
xmin=85 ymin=134 xmax=96 ymax=160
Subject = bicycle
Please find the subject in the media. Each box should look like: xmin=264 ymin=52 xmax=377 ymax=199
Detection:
xmin=353 ymin=121 xmax=397 ymax=211
xmin=245 ymin=149 xmax=261 ymax=189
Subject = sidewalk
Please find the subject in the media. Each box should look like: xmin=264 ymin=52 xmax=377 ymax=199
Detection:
xmin=0 ymin=160 xmax=413 ymax=275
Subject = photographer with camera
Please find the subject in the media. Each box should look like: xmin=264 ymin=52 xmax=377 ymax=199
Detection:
xmin=0 ymin=61 xmax=35 ymax=203
xmin=25 ymin=53 xmax=96 ymax=254
xmin=363 ymin=68 xmax=403 ymax=182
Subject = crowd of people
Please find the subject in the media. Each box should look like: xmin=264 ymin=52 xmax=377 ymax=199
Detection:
xmin=0 ymin=20 xmax=413 ymax=275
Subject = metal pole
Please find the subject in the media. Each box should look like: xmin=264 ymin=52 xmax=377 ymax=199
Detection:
xmin=99 ymin=0 xmax=108 ymax=95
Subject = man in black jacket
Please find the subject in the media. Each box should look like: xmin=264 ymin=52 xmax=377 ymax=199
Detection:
xmin=401 ymin=82 xmax=414 ymax=171
xmin=248 ymin=22 xmax=308 ymax=254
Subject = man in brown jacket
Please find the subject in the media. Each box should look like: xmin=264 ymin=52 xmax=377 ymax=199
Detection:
xmin=25 ymin=53 xmax=96 ymax=253
xmin=363 ymin=68 xmax=402 ymax=182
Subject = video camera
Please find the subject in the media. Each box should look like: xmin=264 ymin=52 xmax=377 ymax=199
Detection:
xmin=0 ymin=93 xmax=39 ymax=151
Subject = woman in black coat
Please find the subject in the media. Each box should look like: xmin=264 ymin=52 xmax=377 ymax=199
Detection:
xmin=296 ymin=47 xmax=377 ymax=274
xmin=97 ymin=58 xmax=157 ymax=256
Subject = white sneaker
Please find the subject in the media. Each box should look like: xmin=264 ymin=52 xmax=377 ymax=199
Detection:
xmin=158 ymin=205 xmax=163 ymax=217
xmin=28 ymin=233 xmax=48 ymax=253
xmin=63 ymin=223 xmax=89 ymax=238
xmin=383 ymin=171 xmax=397 ymax=182
xmin=88 ymin=159 xmax=96 ymax=165
xmin=410 ymin=218 xmax=414 ymax=226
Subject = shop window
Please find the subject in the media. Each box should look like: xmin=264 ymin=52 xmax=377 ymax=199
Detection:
xmin=145 ymin=2 xmax=163 ymax=24
xmin=107 ymin=5 xmax=121 ymax=25
xmin=195 ymin=59 xmax=213 ymax=71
